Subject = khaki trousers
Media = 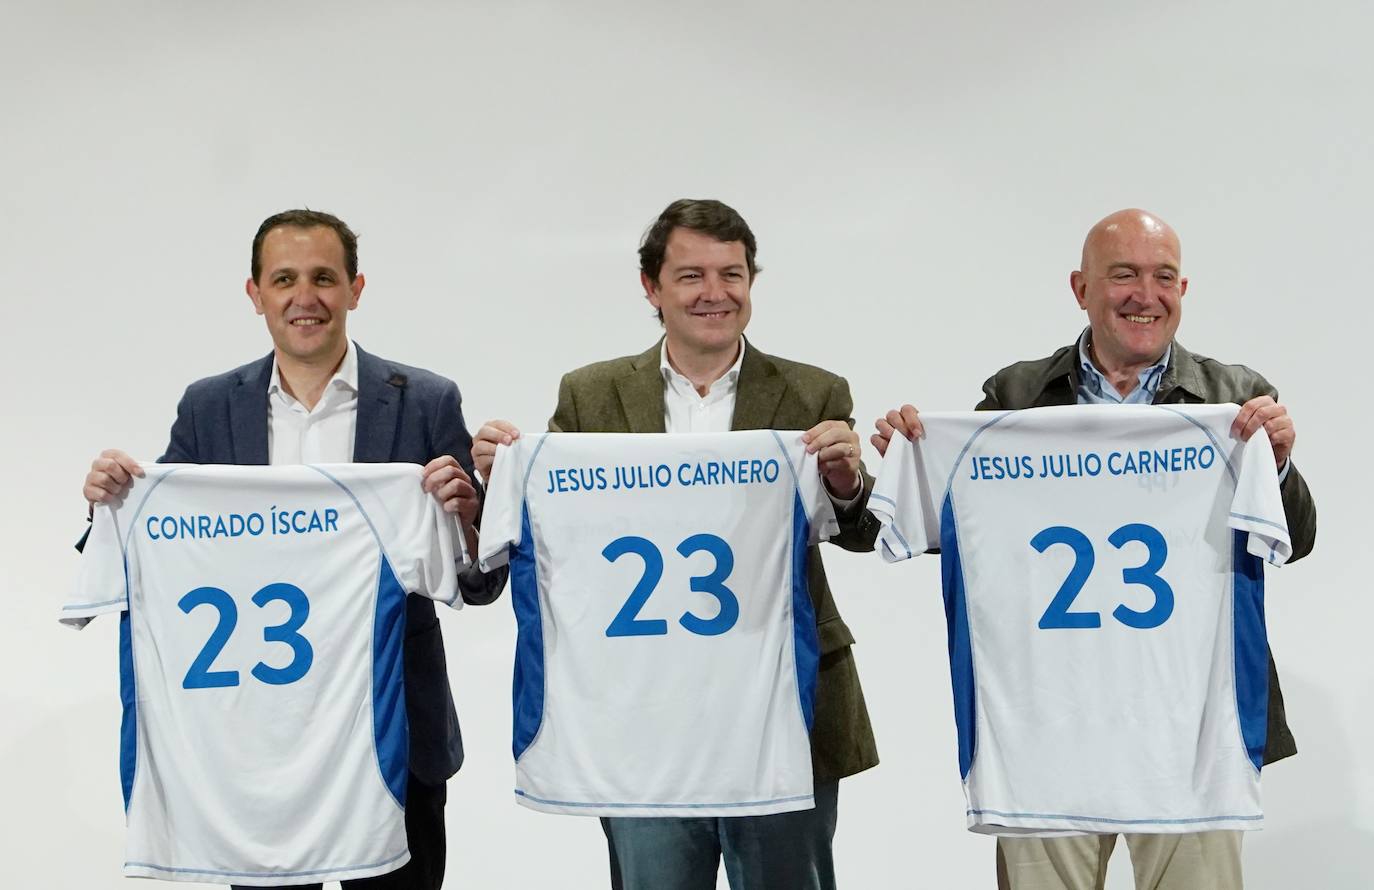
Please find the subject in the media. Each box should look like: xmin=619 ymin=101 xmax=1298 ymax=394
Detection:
xmin=996 ymin=832 xmax=1243 ymax=890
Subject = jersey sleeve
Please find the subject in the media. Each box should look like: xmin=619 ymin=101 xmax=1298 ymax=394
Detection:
xmin=869 ymin=433 xmax=940 ymax=562
xmin=338 ymin=464 xmax=468 ymax=609
xmin=60 ymin=501 xmax=131 ymax=629
xmin=1228 ymin=423 xmax=1292 ymax=566
xmin=477 ymin=437 xmax=530 ymax=572
xmin=791 ymin=435 xmax=839 ymax=545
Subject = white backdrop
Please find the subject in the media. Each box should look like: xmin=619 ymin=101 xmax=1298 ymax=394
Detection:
xmin=2 ymin=1 xmax=1370 ymax=887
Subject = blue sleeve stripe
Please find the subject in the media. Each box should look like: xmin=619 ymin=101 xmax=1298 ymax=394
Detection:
xmin=519 ymin=433 xmax=550 ymax=495
xmin=884 ymin=522 xmax=915 ymax=560
xmin=867 ymin=491 xmax=897 ymax=509
xmin=1229 ymin=511 xmax=1287 ymax=533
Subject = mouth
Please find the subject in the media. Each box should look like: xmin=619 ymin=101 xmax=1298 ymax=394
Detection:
xmin=690 ymin=306 xmax=735 ymax=320
xmin=1123 ymin=314 xmax=1157 ymax=325
xmin=289 ymin=318 xmax=327 ymax=327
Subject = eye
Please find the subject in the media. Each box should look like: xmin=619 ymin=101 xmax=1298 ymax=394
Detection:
xmin=1110 ymin=271 xmax=1135 ymax=281
xmin=680 ymin=272 xmax=700 ymax=281
xmin=274 ymin=274 xmax=291 ymax=286
xmin=316 ymin=274 xmax=335 ymax=285
xmin=1156 ymin=271 xmax=1177 ymax=284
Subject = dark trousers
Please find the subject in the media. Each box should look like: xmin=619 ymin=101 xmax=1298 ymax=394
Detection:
xmin=601 ymin=780 xmax=840 ymax=890
xmin=231 ymin=773 xmax=446 ymax=890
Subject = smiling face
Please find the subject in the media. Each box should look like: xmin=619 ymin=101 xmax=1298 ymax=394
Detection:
xmin=1071 ymin=210 xmax=1187 ymax=373
xmin=643 ymin=226 xmax=753 ymax=361
xmin=246 ymin=225 xmax=363 ymax=367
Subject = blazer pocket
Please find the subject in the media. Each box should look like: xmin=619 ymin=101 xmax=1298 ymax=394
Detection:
xmin=817 ymin=615 xmax=856 ymax=655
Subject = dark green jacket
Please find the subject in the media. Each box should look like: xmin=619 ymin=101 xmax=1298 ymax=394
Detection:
xmin=977 ymin=339 xmax=1317 ymax=764
xmin=549 ymin=339 xmax=881 ymax=781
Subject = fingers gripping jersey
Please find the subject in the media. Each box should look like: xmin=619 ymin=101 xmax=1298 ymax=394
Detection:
xmin=479 ymin=431 xmax=839 ymax=817
xmin=870 ymin=405 xmax=1291 ymax=836
xmin=60 ymin=463 xmax=468 ymax=885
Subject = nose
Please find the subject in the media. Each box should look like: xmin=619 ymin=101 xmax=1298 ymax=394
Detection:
xmin=700 ymin=272 xmax=730 ymax=303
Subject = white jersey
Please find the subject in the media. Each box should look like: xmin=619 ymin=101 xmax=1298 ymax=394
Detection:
xmin=61 ymin=463 xmax=468 ymax=885
xmin=479 ymin=431 xmax=838 ymax=817
xmin=869 ymin=404 xmax=1290 ymax=836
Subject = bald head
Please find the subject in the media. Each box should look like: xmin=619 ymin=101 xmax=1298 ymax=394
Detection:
xmin=1070 ymin=208 xmax=1187 ymax=385
xmin=1080 ymin=209 xmax=1181 ymax=273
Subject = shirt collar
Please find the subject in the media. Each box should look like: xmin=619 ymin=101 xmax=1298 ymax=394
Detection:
xmin=659 ymin=338 xmax=746 ymax=393
xmin=1077 ymin=328 xmax=1170 ymax=401
xmin=269 ymin=339 xmax=359 ymax=400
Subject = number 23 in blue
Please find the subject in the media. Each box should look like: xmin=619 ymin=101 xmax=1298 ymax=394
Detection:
xmin=604 ymin=534 xmax=739 ymax=637
xmin=1033 ymin=523 xmax=1174 ymax=630
xmin=178 ymin=583 xmax=314 ymax=689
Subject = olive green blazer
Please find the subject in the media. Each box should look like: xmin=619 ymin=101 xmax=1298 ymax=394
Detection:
xmin=548 ymin=339 xmax=881 ymax=781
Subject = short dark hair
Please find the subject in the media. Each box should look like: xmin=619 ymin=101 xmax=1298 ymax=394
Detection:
xmin=250 ymin=209 xmax=359 ymax=283
xmin=639 ymin=198 xmax=760 ymax=287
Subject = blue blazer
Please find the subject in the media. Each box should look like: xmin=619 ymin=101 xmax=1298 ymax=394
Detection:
xmin=147 ymin=344 xmax=503 ymax=784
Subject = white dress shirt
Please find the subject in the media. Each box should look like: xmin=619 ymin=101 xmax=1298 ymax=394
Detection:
xmin=268 ymin=340 xmax=359 ymax=465
xmin=659 ymin=339 xmax=862 ymax=507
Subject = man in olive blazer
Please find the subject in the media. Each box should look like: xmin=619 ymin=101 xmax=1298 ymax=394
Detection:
xmin=549 ymin=338 xmax=882 ymax=784
xmin=474 ymin=199 xmax=877 ymax=890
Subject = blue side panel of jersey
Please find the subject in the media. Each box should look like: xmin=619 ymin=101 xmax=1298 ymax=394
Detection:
xmin=373 ymin=556 xmax=409 ymax=808
xmin=118 ymin=611 xmax=137 ymax=811
xmin=940 ymin=494 xmax=977 ymax=781
xmin=1231 ymin=530 xmax=1269 ymax=773
xmin=790 ymin=492 xmax=819 ymax=732
xmin=511 ymin=504 xmax=545 ymax=761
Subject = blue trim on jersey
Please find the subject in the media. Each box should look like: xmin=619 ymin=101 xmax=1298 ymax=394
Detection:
xmin=63 ymin=597 xmax=127 ymax=611
xmin=511 ymin=503 xmax=546 ymax=761
xmin=120 ymin=466 xmax=186 ymax=551
xmin=867 ymin=491 xmax=897 ymax=510
xmin=942 ymin=412 xmax=1016 ymax=504
xmin=940 ymin=494 xmax=977 ymax=781
xmin=769 ymin=430 xmax=801 ymax=489
xmin=373 ymin=556 xmax=410 ymax=809
xmin=125 ymin=848 xmax=409 ymax=879
xmin=790 ymin=492 xmax=819 ymax=732
xmin=520 ymin=433 xmax=551 ymax=493
xmin=1231 ymin=529 xmax=1269 ymax=773
xmin=514 ymin=789 xmax=815 ymax=810
xmin=118 ymin=608 xmax=137 ymax=812
xmin=967 ymin=808 xmax=1263 ymax=826
xmin=1229 ymin=511 xmax=1288 ymax=533
xmin=1154 ymin=405 xmax=1239 ymax=486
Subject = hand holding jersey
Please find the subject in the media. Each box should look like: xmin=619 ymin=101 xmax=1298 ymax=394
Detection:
xmin=870 ymin=405 xmax=1290 ymax=835
xmin=477 ymin=430 xmax=837 ymax=817
xmin=62 ymin=463 xmax=470 ymax=884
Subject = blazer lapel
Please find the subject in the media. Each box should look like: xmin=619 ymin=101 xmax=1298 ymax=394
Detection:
xmin=353 ymin=345 xmax=403 ymax=462
xmin=614 ymin=343 xmax=668 ymax=433
xmin=229 ymin=354 xmax=272 ymax=465
xmin=730 ymin=341 xmax=786 ymax=431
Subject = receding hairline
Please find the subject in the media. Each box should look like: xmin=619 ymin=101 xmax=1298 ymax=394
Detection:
xmin=1079 ymin=208 xmax=1181 ymax=271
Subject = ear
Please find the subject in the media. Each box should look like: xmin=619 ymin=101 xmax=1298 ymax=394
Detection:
xmin=246 ymin=277 xmax=265 ymax=315
xmin=1069 ymin=270 xmax=1088 ymax=310
xmin=349 ymin=273 xmax=365 ymax=310
xmin=1178 ymin=275 xmax=1188 ymax=300
xmin=640 ymin=270 xmax=661 ymax=311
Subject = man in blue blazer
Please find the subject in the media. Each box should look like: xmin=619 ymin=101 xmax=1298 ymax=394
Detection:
xmin=81 ymin=209 xmax=503 ymax=890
